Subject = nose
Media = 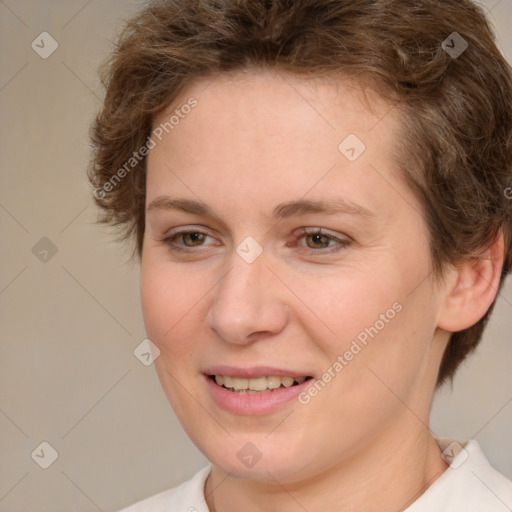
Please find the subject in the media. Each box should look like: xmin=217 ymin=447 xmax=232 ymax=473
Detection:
xmin=205 ymin=249 xmax=288 ymax=346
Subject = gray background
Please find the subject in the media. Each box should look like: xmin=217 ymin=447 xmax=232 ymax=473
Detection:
xmin=0 ymin=1 xmax=511 ymax=510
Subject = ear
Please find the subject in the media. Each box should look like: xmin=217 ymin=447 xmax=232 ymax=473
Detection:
xmin=437 ymin=232 xmax=505 ymax=332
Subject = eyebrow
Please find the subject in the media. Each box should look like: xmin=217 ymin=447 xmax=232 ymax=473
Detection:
xmin=146 ymin=196 xmax=375 ymax=221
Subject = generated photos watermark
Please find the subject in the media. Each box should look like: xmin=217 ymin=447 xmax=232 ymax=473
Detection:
xmin=298 ymin=301 xmax=403 ymax=405
xmin=93 ymin=97 xmax=198 ymax=200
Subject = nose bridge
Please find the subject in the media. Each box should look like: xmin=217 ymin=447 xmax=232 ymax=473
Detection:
xmin=206 ymin=246 xmax=287 ymax=344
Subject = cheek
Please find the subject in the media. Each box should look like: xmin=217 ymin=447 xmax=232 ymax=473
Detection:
xmin=318 ymin=280 xmax=437 ymax=423
xmin=288 ymin=267 xmax=404 ymax=355
xmin=140 ymin=254 xmax=204 ymax=353
xmin=140 ymin=255 xmax=206 ymax=410
xmin=295 ymin=252 xmax=435 ymax=386
xmin=140 ymin=258 xmax=168 ymax=342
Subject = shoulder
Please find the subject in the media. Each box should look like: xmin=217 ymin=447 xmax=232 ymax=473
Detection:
xmin=114 ymin=465 xmax=212 ymax=512
xmin=407 ymin=438 xmax=512 ymax=512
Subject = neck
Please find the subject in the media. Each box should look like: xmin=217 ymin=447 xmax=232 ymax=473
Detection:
xmin=204 ymin=422 xmax=448 ymax=512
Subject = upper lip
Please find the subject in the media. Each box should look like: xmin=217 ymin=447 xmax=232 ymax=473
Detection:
xmin=204 ymin=365 xmax=313 ymax=379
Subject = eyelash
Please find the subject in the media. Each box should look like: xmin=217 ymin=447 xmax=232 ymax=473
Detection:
xmin=161 ymin=227 xmax=352 ymax=255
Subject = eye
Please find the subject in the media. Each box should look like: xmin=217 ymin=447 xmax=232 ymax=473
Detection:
xmin=162 ymin=228 xmax=218 ymax=252
xmin=295 ymin=227 xmax=352 ymax=253
xmin=180 ymin=232 xmax=207 ymax=247
xmin=161 ymin=227 xmax=351 ymax=254
xmin=304 ymin=232 xmax=333 ymax=249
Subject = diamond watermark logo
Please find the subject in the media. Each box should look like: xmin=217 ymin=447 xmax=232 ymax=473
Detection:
xmin=31 ymin=441 xmax=59 ymax=469
xmin=31 ymin=32 xmax=59 ymax=59
xmin=134 ymin=338 xmax=161 ymax=366
xmin=236 ymin=236 xmax=263 ymax=264
xmin=32 ymin=237 xmax=58 ymax=263
xmin=237 ymin=442 xmax=262 ymax=468
xmin=442 ymin=32 xmax=468 ymax=59
xmin=441 ymin=441 xmax=469 ymax=469
xmin=338 ymin=134 xmax=366 ymax=162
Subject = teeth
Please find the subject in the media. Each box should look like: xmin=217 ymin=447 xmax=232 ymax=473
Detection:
xmin=248 ymin=377 xmax=267 ymax=391
xmin=232 ymin=378 xmax=248 ymax=390
xmin=281 ymin=377 xmax=294 ymax=387
xmin=213 ymin=375 xmax=308 ymax=391
xmin=266 ymin=376 xmax=282 ymax=389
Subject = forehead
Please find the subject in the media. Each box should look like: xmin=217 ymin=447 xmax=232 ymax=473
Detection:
xmin=152 ymin=69 xmax=398 ymax=150
xmin=146 ymin=70 xmax=410 ymax=223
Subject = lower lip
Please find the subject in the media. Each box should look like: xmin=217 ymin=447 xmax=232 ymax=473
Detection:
xmin=205 ymin=375 xmax=313 ymax=415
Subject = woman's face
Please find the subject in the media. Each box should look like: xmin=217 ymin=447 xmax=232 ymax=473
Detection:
xmin=141 ymin=70 xmax=449 ymax=483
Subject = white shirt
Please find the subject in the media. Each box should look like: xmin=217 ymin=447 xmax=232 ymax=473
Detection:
xmin=117 ymin=438 xmax=512 ymax=511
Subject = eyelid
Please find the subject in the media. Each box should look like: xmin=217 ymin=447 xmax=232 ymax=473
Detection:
xmin=298 ymin=226 xmax=340 ymax=236
xmin=163 ymin=225 xmax=212 ymax=238
xmin=297 ymin=226 xmax=351 ymax=242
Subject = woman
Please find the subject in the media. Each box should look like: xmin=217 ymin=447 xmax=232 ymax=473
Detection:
xmin=88 ymin=0 xmax=512 ymax=510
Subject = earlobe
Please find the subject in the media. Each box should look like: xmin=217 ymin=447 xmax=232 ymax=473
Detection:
xmin=437 ymin=232 xmax=505 ymax=333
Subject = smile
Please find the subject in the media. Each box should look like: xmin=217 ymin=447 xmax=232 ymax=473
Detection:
xmin=210 ymin=375 xmax=312 ymax=394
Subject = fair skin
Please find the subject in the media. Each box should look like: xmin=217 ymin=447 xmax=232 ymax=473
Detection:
xmin=140 ymin=70 xmax=503 ymax=512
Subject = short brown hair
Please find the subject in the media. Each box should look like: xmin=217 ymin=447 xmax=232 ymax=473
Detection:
xmin=88 ymin=0 xmax=512 ymax=386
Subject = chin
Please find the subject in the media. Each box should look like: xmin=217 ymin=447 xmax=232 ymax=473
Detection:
xmin=201 ymin=434 xmax=315 ymax=483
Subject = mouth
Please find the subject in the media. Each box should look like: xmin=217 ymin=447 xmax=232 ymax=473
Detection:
xmin=209 ymin=375 xmax=314 ymax=394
